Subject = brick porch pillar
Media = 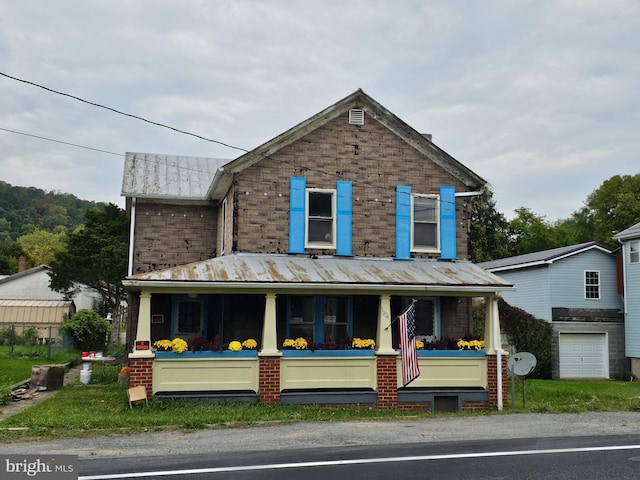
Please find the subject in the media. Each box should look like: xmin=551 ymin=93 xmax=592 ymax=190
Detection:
xmin=487 ymin=354 xmax=508 ymax=409
xmin=259 ymin=356 xmax=281 ymax=404
xmin=129 ymin=357 xmax=153 ymax=399
xmin=376 ymin=355 xmax=398 ymax=409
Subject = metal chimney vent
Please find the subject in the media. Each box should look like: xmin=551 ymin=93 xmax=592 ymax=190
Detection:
xmin=349 ymin=109 xmax=365 ymax=125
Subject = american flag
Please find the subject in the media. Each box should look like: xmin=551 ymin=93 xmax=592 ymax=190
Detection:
xmin=399 ymin=302 xmax=420 ymax=386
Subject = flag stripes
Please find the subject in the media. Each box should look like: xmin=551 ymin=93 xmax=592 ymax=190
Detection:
xmin=399 ymin=302 xmax=420 ymax=386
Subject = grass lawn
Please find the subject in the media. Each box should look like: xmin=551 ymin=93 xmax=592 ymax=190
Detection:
xmin=1 ymin=369 xmax=640 ymax=443
xmin=0 ymin=345 xmax=81 ymax=385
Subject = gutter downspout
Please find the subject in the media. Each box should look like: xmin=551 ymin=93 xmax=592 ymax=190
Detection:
xmin=128 ymin=197 xmax=136 ymax=277
xmin=493 ymin=296 xmax=503 ymax=411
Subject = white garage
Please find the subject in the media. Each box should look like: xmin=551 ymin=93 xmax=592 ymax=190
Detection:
xmin=558 ymin=333 xmax=609 ymax=378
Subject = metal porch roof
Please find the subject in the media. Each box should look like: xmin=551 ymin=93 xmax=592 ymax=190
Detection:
xmin=124 ymin=253 xmax=512 ymax=293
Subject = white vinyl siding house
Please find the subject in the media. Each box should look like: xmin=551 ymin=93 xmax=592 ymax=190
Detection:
xmin=480 ymin=242 xmax=625 ymax=379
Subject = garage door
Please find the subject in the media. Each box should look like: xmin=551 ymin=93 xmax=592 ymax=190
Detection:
xmin=559 ymin=333 xmax=608 ymax=378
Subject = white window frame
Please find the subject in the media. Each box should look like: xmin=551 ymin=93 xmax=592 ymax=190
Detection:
xmin=305 ymin=188 xmax=336 ymax=249
xmin=584 ymin=270 xmax=600 ymax=300
xmin=630 ymin=240 xmax=639 ymax=264
xmin=411 ymin=194 xmax=440 ymax=253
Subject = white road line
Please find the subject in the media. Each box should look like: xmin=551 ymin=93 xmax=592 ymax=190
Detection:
xmin=79 ymin=444 xmax=640 ymax=479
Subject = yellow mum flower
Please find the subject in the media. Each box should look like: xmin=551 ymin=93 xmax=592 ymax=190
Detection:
xmin=171 ymin=338 xmax=188 ymax=354
xmin=242 ymin=338 xmax=258 ymax=350
xmin=228 ymin=340 xmax=242 ymax=351
xmin=154 ymin=339 xmax=173 ymax=350
xmin=293 ymin=337 xmax=308 ymax=350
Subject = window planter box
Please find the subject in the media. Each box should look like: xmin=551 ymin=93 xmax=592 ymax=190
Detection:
xmin=155 ymin=350 xmax=258 ymax=359
xmin=281 ymin=349 xmax=375 ymax=357
xmin=417 ymin=350 xmax=485 ymax=357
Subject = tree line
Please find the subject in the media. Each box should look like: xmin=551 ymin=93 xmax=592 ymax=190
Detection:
xmin=468 ymin=173 xmax=640 ymax=262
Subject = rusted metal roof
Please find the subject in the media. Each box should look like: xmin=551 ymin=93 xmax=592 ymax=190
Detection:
xmin=121 ymin=152 xmax=229 ymax=201
xmin=124 ymin=253 xmax=512 ymax=293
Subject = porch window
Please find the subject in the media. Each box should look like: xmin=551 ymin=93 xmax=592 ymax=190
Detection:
xmin=630 ymin=240 xmax=639 ymax=264
xmin=306 ymin=189 xmax=335 ymax=248
xmin=287 ymin=295 xmax=350 ymax=343
xmin=585 ymin=271 xmax=600 ymax=300
xmin=174 ymin=299 xmax=204 ymax=338
xmin=392 ymin=297 xmax=438 ymax=346
xmin=412 ymin=194 xmax=439 ymax=251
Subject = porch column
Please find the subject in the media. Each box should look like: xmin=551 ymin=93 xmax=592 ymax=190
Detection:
xmin=484 ymin=295 xmax=501 ymax=354
xmin=129 ymin=291 xmax=154 ymax=359
xmin=376 ymin=294 xmax=395 ymax=355
xmin=259 ymin=292 xmax=281 ymax=404
xmin=259 ymin=293 xmax=281 ymax=356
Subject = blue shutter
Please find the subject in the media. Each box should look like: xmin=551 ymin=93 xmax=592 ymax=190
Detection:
xmin=395 ymin=186 xmax=412 ymax=260
xmin=439 ymin=185 xmax=456 ymax=259
xmin=288 ymin=177 xmax=306 ymax=254
xmin=336 ymin=180 xmax=353 ymax=256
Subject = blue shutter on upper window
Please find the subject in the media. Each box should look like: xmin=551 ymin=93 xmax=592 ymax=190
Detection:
xmin=439 ymin=185 xmax=456 ymax=259
xmin=288 ymin=177 xmax=306 ymax=254
xmin=395 ymin=186 xmax=412 ymax=260
xmin=336 ymin=180 xmax=353 ymax=256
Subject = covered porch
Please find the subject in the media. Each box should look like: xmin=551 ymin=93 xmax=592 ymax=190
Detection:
xmin=124 ymin=253 xmax=512 ymax=411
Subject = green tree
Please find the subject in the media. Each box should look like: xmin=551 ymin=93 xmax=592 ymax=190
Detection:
xmin=49 ymin=204 xmax=129 ymax=342
xmin=16 ymin=228 xmax=66 ymax=267
xmin=468 ymin=188 xmax=511 ymax=262
xmin=507 ymin=207 xmax=555 ymax=256
xmin=586 ymin=174 xmax=640 ymax=246
xmin=61 ymin=309 xmax=110 ymax=351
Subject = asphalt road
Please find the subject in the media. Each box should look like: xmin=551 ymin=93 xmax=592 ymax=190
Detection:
xmin=2 ymin=412 xmax=639 ymax=459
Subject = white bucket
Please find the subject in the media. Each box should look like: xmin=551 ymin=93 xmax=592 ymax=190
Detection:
xmin=82 ymin=362 xmax=91 ymax=371
xmin=80 ymin=369 xmax=92 ymax=385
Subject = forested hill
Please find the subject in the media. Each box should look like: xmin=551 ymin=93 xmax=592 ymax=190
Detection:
xmin=0 ymin=180 xmax=105 ymax=242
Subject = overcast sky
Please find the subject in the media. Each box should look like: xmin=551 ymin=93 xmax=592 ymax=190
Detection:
xmin=1 ymin=1 xmax=638 ymax=222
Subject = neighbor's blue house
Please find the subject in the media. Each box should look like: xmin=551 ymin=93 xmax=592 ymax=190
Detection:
xmin=479 ymin=242 xmax=626 ymax=379
xmin=614 ymin=222 xmax=640 ymax=380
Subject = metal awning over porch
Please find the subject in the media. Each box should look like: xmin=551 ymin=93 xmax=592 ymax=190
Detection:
xmin=123 ymin=253 xmax=513 ymax=294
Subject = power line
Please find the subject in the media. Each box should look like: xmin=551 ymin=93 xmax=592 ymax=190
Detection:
xmin=0 ymin=126 xmax=122 ymax=156
xmin=0 ymin=71 xmax=249 ymax=154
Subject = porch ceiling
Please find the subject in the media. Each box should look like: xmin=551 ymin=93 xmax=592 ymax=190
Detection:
xmin=123 ymin=253 xmax=512 ymax=294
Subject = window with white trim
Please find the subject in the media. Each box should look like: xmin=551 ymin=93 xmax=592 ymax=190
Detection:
xmin=412 ymin=194 xmax=439 ymax=251
xmin=630 ymin=240 xmax=639 ymax=264
xmin=585 ymin=271 xmax=600 ymax=300
xmin=305 ymin=188 xmax=336 ymax=248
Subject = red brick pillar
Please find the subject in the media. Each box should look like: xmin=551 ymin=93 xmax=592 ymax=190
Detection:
xmin=487 ymin=354 xmax=508 ymax=409
xmin=376 ymin=355 xmax=398 ymax=409
xmin=259 ymin=356 xmax=281 ymax=404
xmin=129 ymin=358 xmax=153 ymax=399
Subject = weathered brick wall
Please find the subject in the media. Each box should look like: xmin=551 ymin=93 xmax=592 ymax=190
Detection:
xmin=232 ymin=111 xmax=474 ymax=259
xmin=132 ymin=202 xmax=218 ymax=273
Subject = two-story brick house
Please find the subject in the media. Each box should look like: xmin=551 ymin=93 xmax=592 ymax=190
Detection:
xmin=122 ymin=90 xmax=512 ymax=411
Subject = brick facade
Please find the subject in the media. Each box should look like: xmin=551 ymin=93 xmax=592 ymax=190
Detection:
xmin=132 ymin=203 xmax=218 ymax=274
xmin=232 ymin=112 xmax=472 ymax=259
xmin=258 ymin=356 xmax=281 ymax=404
xmin=376 ymin=355 xmax=398 ymax=408
xmin=129 ymin=358 xmax=153 ymax=400
xmin=487 ymin=355 xmax=508 ymax=408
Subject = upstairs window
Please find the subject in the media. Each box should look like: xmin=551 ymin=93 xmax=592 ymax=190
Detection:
xmin=412 ymin=194 xmax=439 ymax=251
xmin=585 ymin=271 xmax=600 ymax=300
xmin=306 ymin=189 xmax=336 ymax=248
xmin=630 ymin=240 xmax=639 ymax=264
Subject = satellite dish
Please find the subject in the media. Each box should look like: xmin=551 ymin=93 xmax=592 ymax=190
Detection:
xmin=507 ymin=352 xmax=537 ymax=376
